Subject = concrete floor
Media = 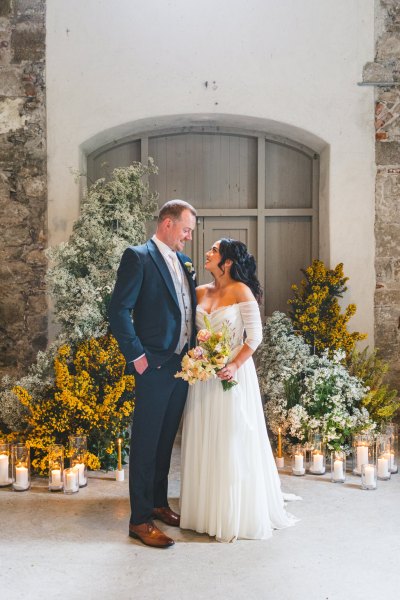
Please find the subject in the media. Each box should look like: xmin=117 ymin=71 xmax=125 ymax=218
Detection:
xmin=1 ymin=443 xmax=400 ymax=600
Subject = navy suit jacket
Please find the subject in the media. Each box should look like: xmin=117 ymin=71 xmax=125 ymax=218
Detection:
xmin=108 ymin=239 xmax=197 ymax=370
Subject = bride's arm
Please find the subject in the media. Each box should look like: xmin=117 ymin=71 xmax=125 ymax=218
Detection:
xmin=218 ymin=289 xmax=263 ymax=380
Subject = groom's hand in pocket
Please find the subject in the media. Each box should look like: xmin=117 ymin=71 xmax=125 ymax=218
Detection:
xmin=133 ymin=354 xmax=149 ymax=375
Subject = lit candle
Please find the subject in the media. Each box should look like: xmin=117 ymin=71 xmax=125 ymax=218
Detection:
xmin=312 ymin=452 xmax=324 ymax=472
xmin=364 ymin=465 xmax=376 ymax=487
xmin=377 ymin=457 xmax=389 ymax=479
xmin=0 ymin=454 xmax=9 ymax=484
xmin=66 ymin=469 xmax=78 ymax=491
xmin=15 ymin=464 xmax=29 ymax=489
xmin=117 ymin=438 xmax=122 ymax=471
xmin=294 ymin=453 xmax=303 ymax=471
xmin=51 ymin=469 xmax=62 ymax=486
xmin=356 ymin=445 xmax=369 ymax=472
xmin=277 ymin=428 xmax=282 ymax=459
xmin=333 ymin=459 xmax=344 ymax=480
xmin=73 ymin=463 xmax=86 ymax=486
xmin=383 ymin=451 xmax=395 ymax=472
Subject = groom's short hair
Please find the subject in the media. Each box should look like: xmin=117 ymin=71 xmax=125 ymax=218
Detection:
xmin=158 ymin=199 xmax=197 ymax=223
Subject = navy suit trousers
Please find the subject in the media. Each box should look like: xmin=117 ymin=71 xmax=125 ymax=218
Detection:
xmin=129 ymin=349 xmax=189 ymax=524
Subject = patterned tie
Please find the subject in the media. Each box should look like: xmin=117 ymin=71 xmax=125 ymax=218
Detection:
xmin=169 ymin=252 xmax=182 ymax=285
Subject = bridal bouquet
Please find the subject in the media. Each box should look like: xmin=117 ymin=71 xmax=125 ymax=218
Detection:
xmin=175 ymin=316 xmax=238 ymax=391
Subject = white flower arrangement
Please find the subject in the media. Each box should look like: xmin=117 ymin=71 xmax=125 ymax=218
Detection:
xmin=257 ymin=312 xmax=375 ymax=451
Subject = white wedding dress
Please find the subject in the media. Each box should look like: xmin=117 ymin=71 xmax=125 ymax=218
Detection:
xmin=180 ymin=301 xmax=299 ymax=542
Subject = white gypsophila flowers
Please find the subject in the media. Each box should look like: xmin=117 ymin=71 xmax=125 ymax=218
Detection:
xmin=258 ymin=312 xmax=374 ymax=451
xmin=46 ymin=162 xmax=158 ymax=344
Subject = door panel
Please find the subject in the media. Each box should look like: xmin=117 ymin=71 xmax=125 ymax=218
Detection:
xmin=197 ymin=217 xmax=257 ymax=286
xmin=265 ymin=216 xmax=312 ymax=315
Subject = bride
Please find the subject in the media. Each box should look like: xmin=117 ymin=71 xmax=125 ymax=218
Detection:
xmin=180 ymin=238 xmax=299 ymax=542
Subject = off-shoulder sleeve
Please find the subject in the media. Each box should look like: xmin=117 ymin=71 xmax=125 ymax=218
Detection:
xmin=238 ymin=301 xmax=263 ymax=351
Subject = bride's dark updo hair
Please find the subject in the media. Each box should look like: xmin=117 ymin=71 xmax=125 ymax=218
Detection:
xmin=217 ymin=238 xmax=263 ymax=303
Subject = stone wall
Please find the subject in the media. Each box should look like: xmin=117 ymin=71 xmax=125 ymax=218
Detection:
xmin=0 ymin=0 xmax=47 ymax=378
xmin=364 ymin=0 xmax=400 ymax=389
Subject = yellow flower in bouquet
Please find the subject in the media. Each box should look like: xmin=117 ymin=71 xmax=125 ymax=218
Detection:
xmin=175 ymin=315 xmax=238 ymax=391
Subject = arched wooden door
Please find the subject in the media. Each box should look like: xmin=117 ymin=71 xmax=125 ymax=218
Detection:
xmin=87 ymin=126 xmax=319 ymax=320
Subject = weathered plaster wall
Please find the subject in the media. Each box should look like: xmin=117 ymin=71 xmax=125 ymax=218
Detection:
xmin=46 ymin=0 xmax=376 ymax=346
xmin=0 ymin=0 xmax=47 ymax=378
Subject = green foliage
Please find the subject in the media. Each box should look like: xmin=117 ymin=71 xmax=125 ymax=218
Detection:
xmin=288 ymin=260 xmax=367 ymax=358
xmin=347 ymin=347 xmax=400 ymax=426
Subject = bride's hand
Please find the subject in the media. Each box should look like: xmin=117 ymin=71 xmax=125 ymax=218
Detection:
xmin=218 ymin=363 xmax=238 ymax=381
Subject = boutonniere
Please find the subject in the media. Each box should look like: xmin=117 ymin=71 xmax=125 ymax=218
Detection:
xmin=184 ymin=261 xmax=196 ymax=280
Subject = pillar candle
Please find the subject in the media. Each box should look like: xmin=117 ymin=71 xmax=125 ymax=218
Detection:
xmin=0 ymin=454 xmax=9 ymax=484
xmin=356 ymin=445 xmax=369 ymax=471
xmin=73 ymin=463 xmax=86 ymax=486
xmin=333 ymin=459 xmax=344 ymax=480
xmin=66 ymin=469 xmax=78 ymax=491
xmin=51 ymin=469 xmax=62 ymax=486
xmin=294 ymin=454 xmax=303 ymax=471
xmin=364 ymin=465 xmax=375 ymax=487
xmin=377 ymin=457 xmax=389 ymax=478
xmin=312 ymin=453 xmax=324 ymax=472
xmin=15 ymin=465 xmax=29 ymax=489
xmin=383 ymin=451 xmax=395 ymax=472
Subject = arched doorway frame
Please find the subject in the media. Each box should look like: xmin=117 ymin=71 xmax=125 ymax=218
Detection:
xmin=83 ymin=116 xmax=329 ymax=317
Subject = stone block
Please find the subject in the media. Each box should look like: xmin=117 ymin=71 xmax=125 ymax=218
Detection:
xmin=22 ymin=176 xmax=45 ymax=198
xmin=374 ymin=286 xmax=400 ymax=305
xmin=376 ymin=171 xmax=400 ymax=221
xmin=0 ymin=65 xmax=24 ymax=96
xmin=13 ymin=0 xmax=45 ymax=21
xmin=0 ymin=98 xmax=25 ymax=134
xmin=0 ymin=260 xmax=31 ymax=283
xmin=0 ymin=28 xmax=11 ymax=65
xmin=25 ymin=248 xmax=46 ymax=266
xmin=376 ymin=141 xmax=400 ymax=165
xmin=26 ymin=313 xmax=47 ymax=333
xmin=0 ymin=0 xmax=11 ymax=18
xmin=363 ymin=61 xmax=394 ymax=83
xmin=377 ymin=33 xmax=400 ymax=59
xmin=376 ymin=257 xmax=395 ymax=282
xmin=11 ymin=25 xmax=45 ymax=63
xmin=0 ymin=294 xmax=25 ymax=324
xmin=375 ymin=221 xmax=400 ymax=257
xmin=392 ymin=259 xmax=400 ymax=281
xmin=27 ymin=293 xmax=47 ymax=315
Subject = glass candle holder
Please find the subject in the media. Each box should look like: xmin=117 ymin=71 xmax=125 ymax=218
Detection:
xmin=361 ymin=463 xmax=377 ymax=490
xmin=292 ymin=445 xmax=306 ymax=476
xmin=0 ymin=441 xmax=12 ymax=487
xmin=63 ymin=467 xmax=79 ymax=494
xmin=309 ymin=440 xmax=326 ymax=475
xmin=48 ymin=444 xmax=64 ymax=491
xmin=331 ymin=450 xmax=346 ymax=483
xmin=69 ymin=435 xmax=87 ymax=487
xmin=12 ymin=443 xmax=31 ymax=491
xmin=308 ymin=431 xmax=323 ymax=449
xmin=352 ymin=434 xmax=374 ymax=476
xmin=375 ymin=434 xmax=391 ymax=480
xmin=384 ymin=423 xmax=398 ymax=474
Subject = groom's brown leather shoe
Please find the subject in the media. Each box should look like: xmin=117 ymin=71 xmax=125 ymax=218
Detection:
xmin=129 ymin=521 xmax=175 ymax=548
xmin=152 ymin=506 xmax=181 ymax=527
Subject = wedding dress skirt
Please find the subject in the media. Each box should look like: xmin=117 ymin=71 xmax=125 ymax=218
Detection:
xmin=180 ymin=302 xmax=299 ymax=542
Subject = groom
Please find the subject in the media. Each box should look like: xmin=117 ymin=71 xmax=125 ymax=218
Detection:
xmin=108 ymin=199 xmax=197 ymax=548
